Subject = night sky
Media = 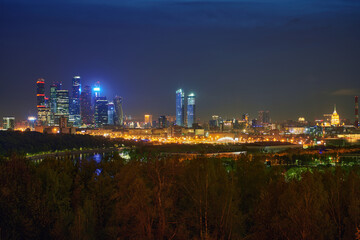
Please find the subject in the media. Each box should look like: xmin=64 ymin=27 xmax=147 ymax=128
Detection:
xmin=1 ymin=0 xmax=360 ymax=122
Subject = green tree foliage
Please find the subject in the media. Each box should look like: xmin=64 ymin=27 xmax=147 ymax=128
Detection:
xmin=0 ymin=153 xmax=360 ymax=239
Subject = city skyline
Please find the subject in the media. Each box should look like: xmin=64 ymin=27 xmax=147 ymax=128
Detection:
xmin=1 ymin=0 xmax=360 ymax=121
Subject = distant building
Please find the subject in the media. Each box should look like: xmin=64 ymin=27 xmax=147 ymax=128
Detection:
xmin=144 ymin=114 xmax=152 ymax=128
xmin=258 ymin=110 xmax=270 ymax=126
xmin=36 ymin=78 xmax=48 ymax=126
xmin=95 ymin=96 xmax=108 ymax=127
xmin=55 ymin=90 xmax=70 ymax=124
xmin=159 ymin=115 xmax=167 ymax=128
xmin=176 ymin=89 xmax=185 ymax=126
xmin=3 ymin=117 xmax=15 ymax=130
xmin=49 ymin=82 xmax=62 ymax=126
xmin=187 ymin=93 xmax=196 ymax=128
xmin=331 ymin=105 xmax=340 ymax=126
xmin=114 ymin=96 xmax=124 ymax=126
xmin=108 ymin=102 xmax=115 ymax=125
xmin=80 ymin=85 xmax=93 ymax=125
xmin=69 ymin=76 xmax=81 ymax=127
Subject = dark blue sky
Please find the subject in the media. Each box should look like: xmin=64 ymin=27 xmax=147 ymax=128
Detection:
xmin=1 ymin=0 xmax=360 ymax=122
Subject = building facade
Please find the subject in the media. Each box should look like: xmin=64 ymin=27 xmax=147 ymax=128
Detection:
xmin=114 ymin=96 xmax=124 ymax=126
xmin=80 ymin=85 xmax=93 ymax=126
xmin=69 ymin=76 xmax=81 ymax=127
xmin=187 ymin=93 xmax=196 ymax=128
xmin=176 ymin=89 xmax=185 ymax=126
xmin=95 ymin=96 xmax=108 ymax=127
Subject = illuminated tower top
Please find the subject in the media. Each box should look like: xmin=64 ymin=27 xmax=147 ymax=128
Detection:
xmin=331 ymin=104 xmax=340 ymax=126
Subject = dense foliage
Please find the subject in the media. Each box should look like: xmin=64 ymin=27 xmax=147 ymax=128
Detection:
xmin=0 ymin=154 xmax=359 ymax=240
xmin=0 ymin=131 xmax=116 ymax=156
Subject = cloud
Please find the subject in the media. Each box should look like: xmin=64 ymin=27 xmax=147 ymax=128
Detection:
xmin=331 ymin=88 xmax=359 ymax=96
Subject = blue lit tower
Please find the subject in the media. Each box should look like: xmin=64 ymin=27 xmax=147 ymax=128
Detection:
xmin=114 ymin=96 xmax=124 ymax=126
xmin=95 ymin=96 xmax=108 ymax=127
xmin=176 ymin=89 xmax=185 ymax=126
xmin=108 ymin=102 xmax=115 ymax=125
xmin=80 ymin=85 xmax=93 ymax=125
xmin=187 ymin=93 xmax=196 ymax=128
xmin=69 ymin=76 xmax=81 ymax=127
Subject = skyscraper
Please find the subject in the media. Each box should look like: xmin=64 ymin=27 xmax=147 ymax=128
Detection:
xmin=114 ymin=96 xmax=123 ymax=126
xmin=108 ymin=102 xmax=115 ymax=125
xmin=258 ymin=110 xmax=270 ymax=126
xmin=3 ymin=117 xmax=15 ymax=130
xmin=176 ymin=89 xmax=185 ymax=126
xmin=187 ymin=93 xmax=196 ymax=128
xmin=49 ymin=81 xmax=62 ymax=126
xmin=55 ymin=90 xmax=69 ymax=124
xmin=70 ymin=76 xmax=81 ymax=127
xmin=36 ymin=78 xmax=47 ymax=125
xmin=80 ymin=85 xmax=93 ymax=125
xmin=159 ymin=115 xmax=167 ymax=128
xmin=95 ymin=96 xmax=108 ymax=127
xmin=331 ymin=104 xmax=340 ymax=126
xmin=144 ymin=114 xmax=152 ymax=128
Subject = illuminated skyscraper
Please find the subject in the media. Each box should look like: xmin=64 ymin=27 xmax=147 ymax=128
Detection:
xmin=144 ymin=114 xmax=152 ymax=128
xmin=80 ymin=85 xmax=93 ymax=125
xmin=176 ymin=89 xmax=185 ymax=126
xmin=331 ymin=104 xmax=340 ymax=126
xmin=49 ymin=82 xmax=62 ymax=126
xmin=3 ymin=117 xmax=15 ymax=130
xmin=70 ymin=76 xmax=81 ymax=127
xmin=56 ymin=90 xmax=70 ymax=123
xmin=114 ymin=96 xmax=124 ymax=126
xmin=187 ymin=93 xmax=196 ymax=128
xmin=36 ymin=78 xmax=47 ymax=125
xmin=159 ymin=115 xmax=167 ymax=128
xmin=108 ymin=102 xmax=115 ymax=125
xmin=95 ymin=96 xmax=108 ymax=127
xmin=258 ymin=110 xmax=270 ymax=126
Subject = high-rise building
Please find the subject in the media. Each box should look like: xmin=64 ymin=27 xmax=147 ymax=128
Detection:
xmin=36 ymin=78 xmax=47 ymax=126
xmin=144 ymin=114 xmax=152 ymax=128
xmin=70 ymin=76 xmax=81 ymax=127
xmin=108 ymin=102 xmax=115 ymax=125
xmin=159 ymin=115 xmax=167 ymax=128
xmin=187 ymin=93 xmax=196 ymax=128
xmin=176 ymin=89 xmax=185 ymax=126
xmin=49 ymin=81 xmax=62 ymax=126
xmin=258 ymin=110 xmax=270 ymax=126
xmin=114 ymin=96 xmax=123 ymax=126
xmin=55 ymin=90 xmax=69 ymax=124
xmin=80 ymin=85 xmax=93 ymax=126
xmin=331 ymin=105 xmax=340 ymax=126
xmin=3 ymin=117 xmax=15 ymax=130
xmin=95 ymin=96 xmax=108 ymax=127
xmin=355 ymin=96 xmax=359 ymax=128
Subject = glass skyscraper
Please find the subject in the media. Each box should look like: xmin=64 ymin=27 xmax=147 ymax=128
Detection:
xmin=49 ymin=81 xmax=62 ymax=126
xmin=95 ymin=96 xmax=108 ymax=127
xmin=80 ymin=85 xmax=93 ymax=125
xmin=55 ymin=90 xmax=69 ymax=123
xmin=176 ymin=89 xmax=185 ymax=126
xmin=69 ymin=76 xmax=81 ymax=127
xmin=114 ymin=96 xmax=123 ymax=126
xmin=108 ymin=102 xmax=115 ymax=125
xmin=187 ymin=93 xmax=196 ymax=128
xmin=36 ymin=78 xmax=47 ymax=125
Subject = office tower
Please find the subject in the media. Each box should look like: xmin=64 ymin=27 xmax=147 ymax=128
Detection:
xmin=144 ymin=114 xmax=152 ymax=128
xmin=80 ymin=85 xmax=93 ymax=125
xmin=27 ymin=116 xmax=36 ymax=130
xmin=355 ymin=96 xmax=359 ymax=128
xmin=49 ymin=82 xmax=62 ymax=126
xmin=242 ymin=113 xmax=249 ymax=127
xmin=36 ymin=78 xmax=47 ymax=126
xmin=159 ymin=116 xmax=167 ymax=128
xmin=95 ymin=96 xmax=108 ymax=127
xmin=55 ymin=90 xmax=69 ymax=125
xmin=114 ymin=96 xmax=124 ymax=126
xmin=176 ymin=89 xmax=185 ymax=126
xmin=69 ymin=76 xmax=81 ymax=127
xmin=108 ymin=102 xmax=115 ymax=125
xmin=187 ymin=93 xmax=196 ymax=128
xmin=258 ymin=110 xmax=270 ymax=126
xmin=331 ymin=105 xmax=340 ymax=126
xmin=3 ymin=117 xmax=15 ymax=130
